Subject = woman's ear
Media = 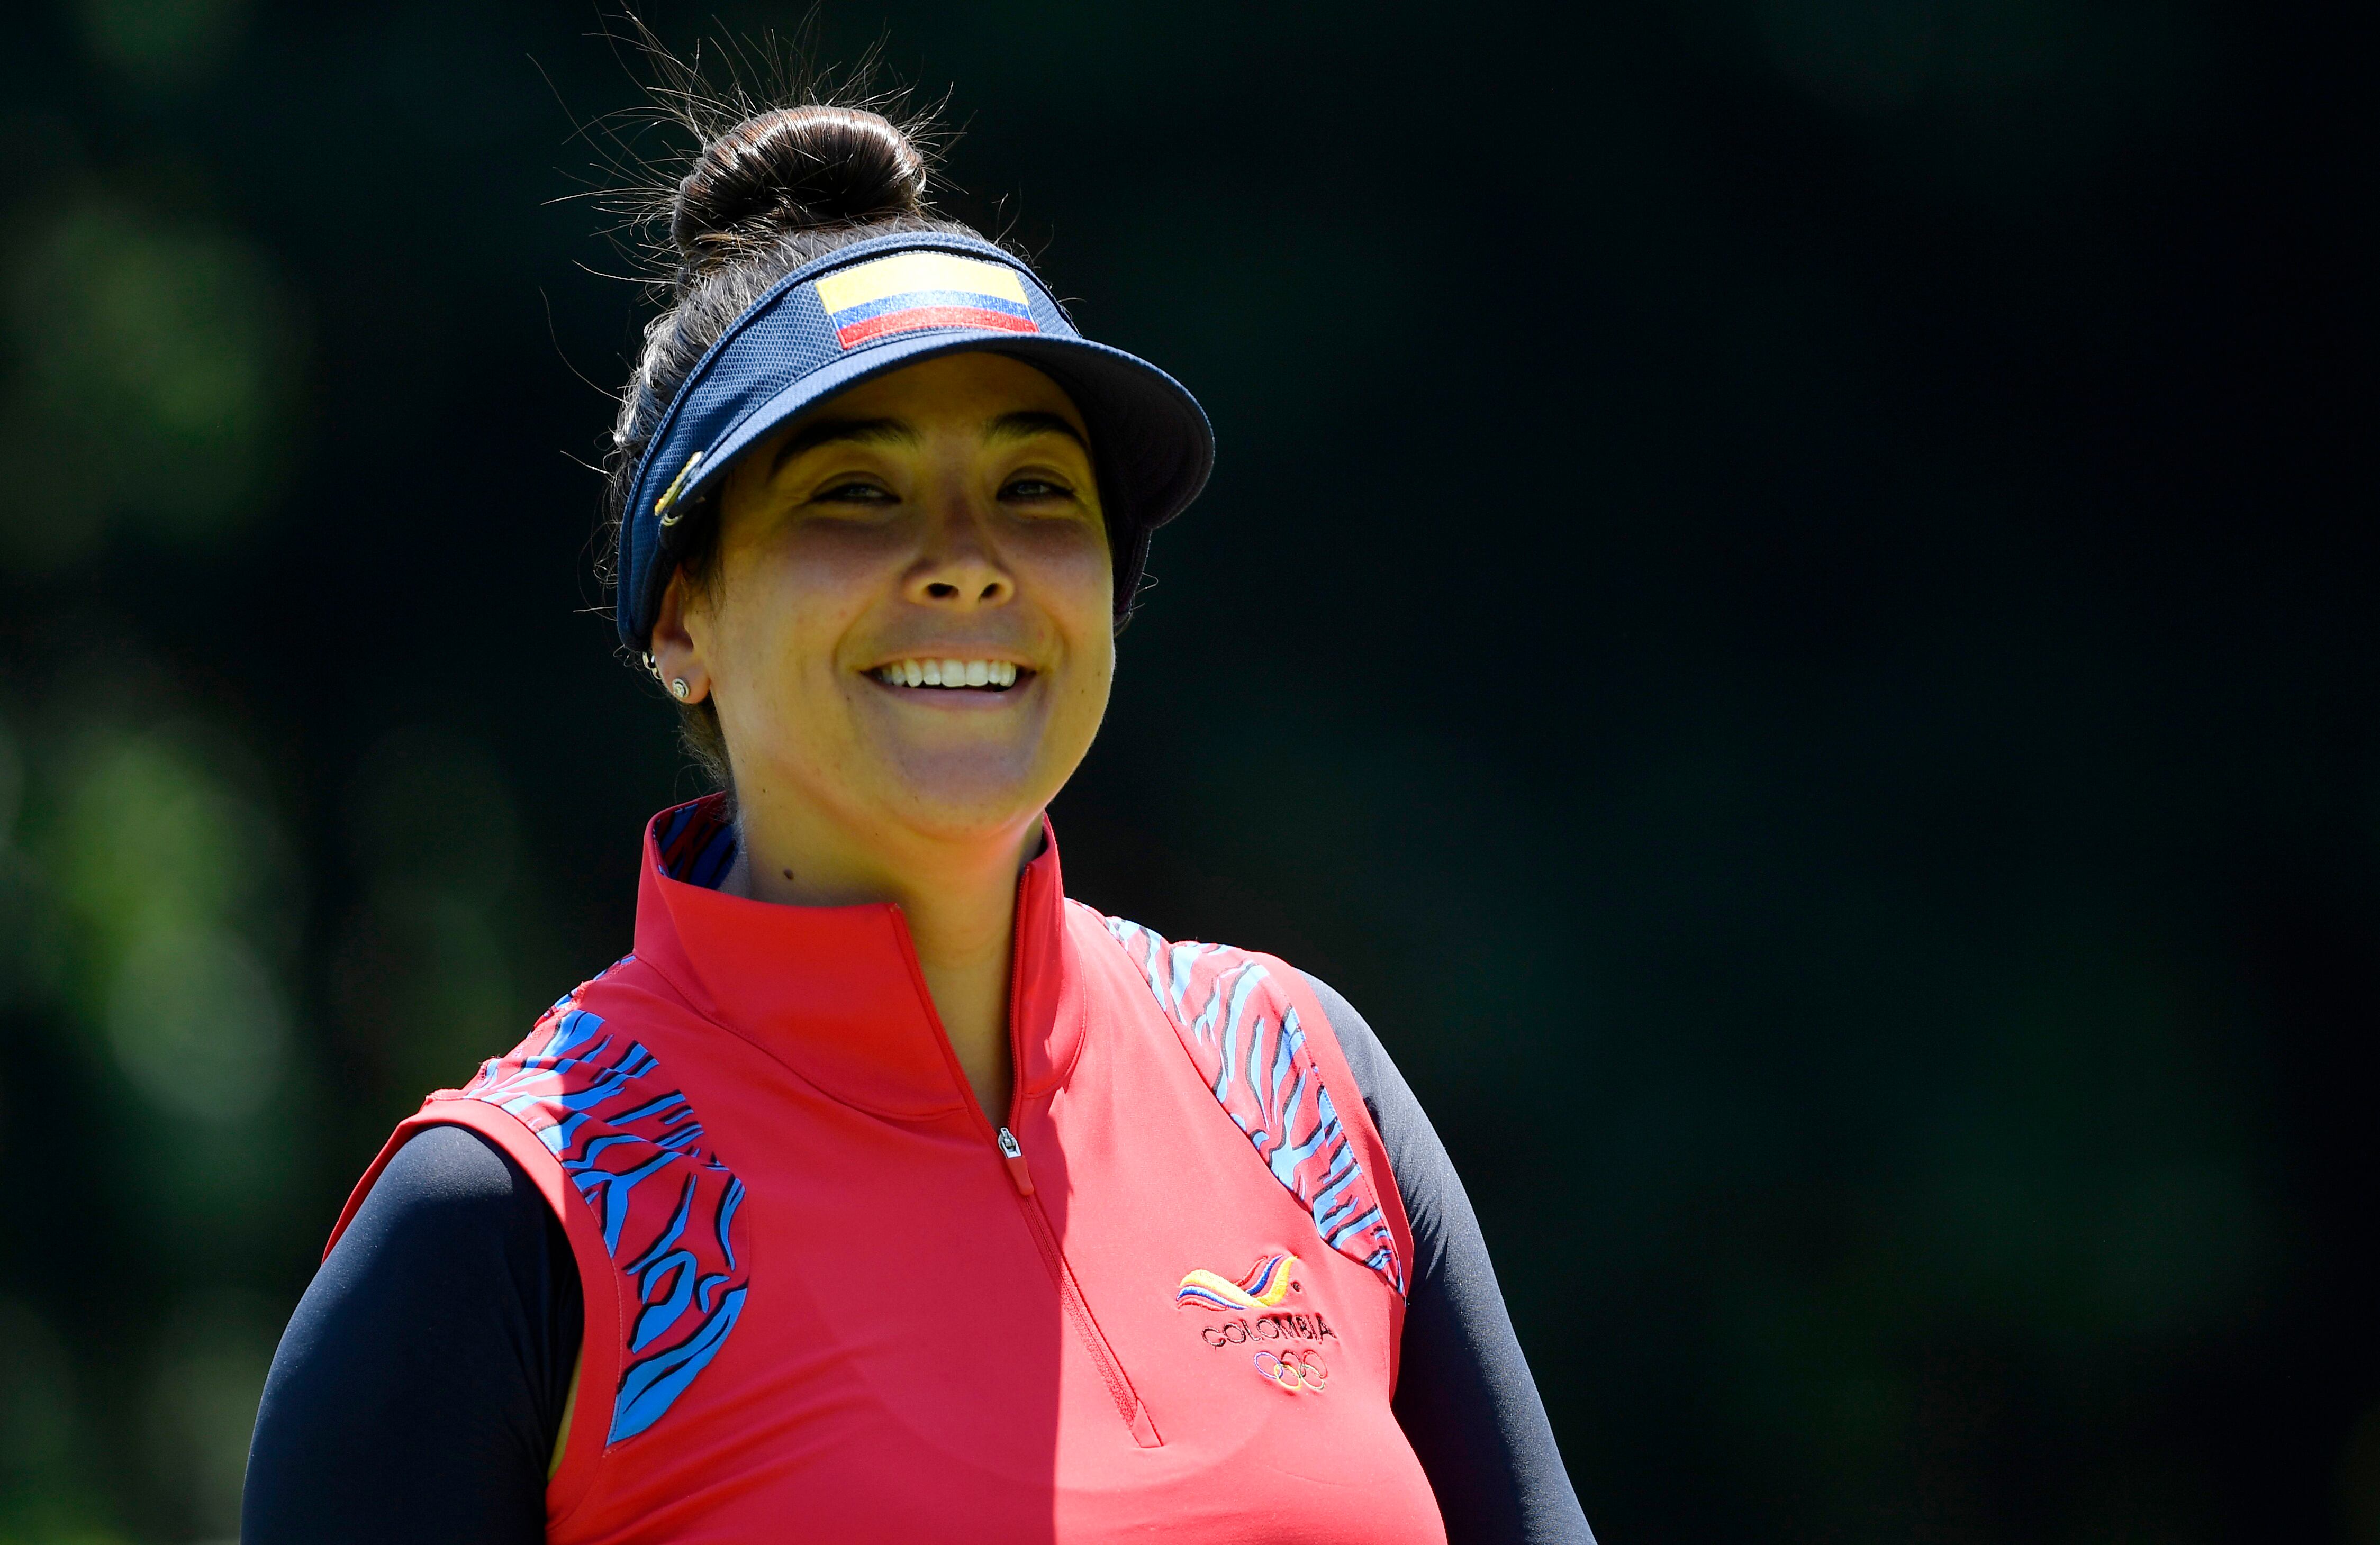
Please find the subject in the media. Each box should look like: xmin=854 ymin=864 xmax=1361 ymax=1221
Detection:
xmin=648 ymin=568 xmax=712 ymax=705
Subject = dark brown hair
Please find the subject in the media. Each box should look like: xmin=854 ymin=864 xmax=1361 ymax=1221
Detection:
xmin=601 ymin=80 xmax=979 ymax=789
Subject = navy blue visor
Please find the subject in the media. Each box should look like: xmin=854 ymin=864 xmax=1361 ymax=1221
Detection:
xmin=617 ymin=231 xmax=1215 ymax=651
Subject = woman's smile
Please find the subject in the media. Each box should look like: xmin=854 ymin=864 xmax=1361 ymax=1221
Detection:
xmin=866 ymin=657 xmax=1030 ymax=692
xmin=859 ymin=654 xmax=1040 ymax=715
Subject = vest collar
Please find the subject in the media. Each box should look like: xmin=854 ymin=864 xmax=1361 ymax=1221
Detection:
xmin=628 ymin=795 xmax=1084 ymax=1123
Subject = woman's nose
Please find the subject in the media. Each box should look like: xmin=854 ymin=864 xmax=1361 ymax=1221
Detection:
xmin=906 ymin=502 xmax=1013 ymax=607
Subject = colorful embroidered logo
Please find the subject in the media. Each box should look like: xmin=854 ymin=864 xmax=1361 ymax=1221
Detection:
xmin=1175 ymin=1251 xmax=1300 ymax=1312
xmin=1179 ymin=1253 xmax=1336 ymax=1393
xmin=812 ymin=251 xmax=1039 ymax=350
xmin=1254 ymin=1348 xmax=1329 ymax=1394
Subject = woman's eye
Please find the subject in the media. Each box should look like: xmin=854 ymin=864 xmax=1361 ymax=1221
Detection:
xmin=815 ymin=480 xmax=894 ymax=504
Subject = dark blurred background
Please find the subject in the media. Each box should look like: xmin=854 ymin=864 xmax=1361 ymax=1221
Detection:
xmin=0 ymin=0 xmax=2370 ymax=1539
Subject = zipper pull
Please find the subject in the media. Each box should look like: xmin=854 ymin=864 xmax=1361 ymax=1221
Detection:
xmin=997 ymin=1126 xmax=1036 ymax=1196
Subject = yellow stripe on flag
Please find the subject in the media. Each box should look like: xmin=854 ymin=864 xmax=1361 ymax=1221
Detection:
xmin=815 ymin=252 xmax=1029 ymax=314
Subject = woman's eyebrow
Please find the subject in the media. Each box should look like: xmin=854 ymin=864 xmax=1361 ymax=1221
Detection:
xmin=985 ymin=411 xmax=1090 ymax=451
xmin=768 ymin=416 xmax=917 ymax=474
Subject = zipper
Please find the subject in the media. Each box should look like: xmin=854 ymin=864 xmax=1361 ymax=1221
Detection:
xmin=887 ymin=893 xmax=1161 ymax=1448
xmin=996 ymin=1124 xmax=1162 ymax=1448
xmin=990 ymin=866 xmax=1156 ymax=1446
xmin=996 ymin=1125 xmax=1035 ymax=1194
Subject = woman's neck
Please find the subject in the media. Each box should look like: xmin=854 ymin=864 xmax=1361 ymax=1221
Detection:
xmin=719 ymin=799 xmax=1039 ymax=1123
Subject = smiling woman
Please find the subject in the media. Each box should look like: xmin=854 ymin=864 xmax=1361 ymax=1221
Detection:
xmin=241 ymin=85 xmax=1591 ymax=1545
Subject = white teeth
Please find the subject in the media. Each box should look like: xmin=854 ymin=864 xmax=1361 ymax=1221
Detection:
xmin=873 ymin=659 xmax=1024 ymax=690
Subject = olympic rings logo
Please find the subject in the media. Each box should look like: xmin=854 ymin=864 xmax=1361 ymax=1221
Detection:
xmin=1253 ymin=1349 xmax=1329 ymax=1394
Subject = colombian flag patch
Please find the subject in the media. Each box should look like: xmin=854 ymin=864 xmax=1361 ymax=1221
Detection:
xmin=813 ymin=251 xmax=1039 ymax=349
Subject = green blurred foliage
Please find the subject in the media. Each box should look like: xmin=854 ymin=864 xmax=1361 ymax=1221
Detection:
xmin=77 ymin=0 xmax=251 ymax=88
xmin=0 ymin=197 xmax=300 ymax=572
xmin=137 ymin=1296 xmax=277 ymax=1541
xmin=331 ymin=725 xmax=560 ymax=1107
xmin=44 ymin=728 xmax=294 ymax=984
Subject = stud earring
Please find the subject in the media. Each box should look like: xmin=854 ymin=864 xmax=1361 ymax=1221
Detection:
xmin=669 ymin=678 xmax=692 ymax=702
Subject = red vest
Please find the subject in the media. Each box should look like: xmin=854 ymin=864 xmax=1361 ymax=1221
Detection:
xmin=333 ymin=800 xmax=1445 ymax=1543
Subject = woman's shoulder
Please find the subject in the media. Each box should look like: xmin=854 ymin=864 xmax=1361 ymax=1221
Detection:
xmin=1067 ymin=903 xmax=1414 ymax=1293
xmin=436 ymin=971 xmax=746 ymax=1212
xmin=447 ymin=952 xmax=701 ymax=1110
xmin=1066 ymin=901 xmax=1391 ymax=1082
xmin=1069 ymin=902 xmax=1319 ymax=1009
xmin=357 ymin=1122 xmax=549 ymax=1239
xmin=409 ymin=966 xmax=756 ymax=1446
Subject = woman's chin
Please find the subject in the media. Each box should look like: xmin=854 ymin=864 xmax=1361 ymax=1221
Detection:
xmin=867 ymin=753 xmax=1064 ymax=845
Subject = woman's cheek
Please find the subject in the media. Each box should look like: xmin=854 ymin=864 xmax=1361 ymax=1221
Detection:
xmin=775 ymin=552 xmax=880 ymax=663
xmin=1063 ymin=645 xmax=1116 ymax=747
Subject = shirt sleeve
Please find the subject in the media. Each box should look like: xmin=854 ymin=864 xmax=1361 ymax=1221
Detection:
xmin=1301 ymin=971 xmax=1597 ymax=1545
xmin=242 ymin=1123 xmax=580 ymax=1544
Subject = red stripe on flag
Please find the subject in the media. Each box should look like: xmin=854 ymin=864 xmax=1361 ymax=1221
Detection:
xmin=835 ymin=306 xmax=1040 ymax=348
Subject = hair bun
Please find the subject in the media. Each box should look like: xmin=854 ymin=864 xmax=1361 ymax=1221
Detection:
xmin=671 ymin=106 xmax=926 ymax=265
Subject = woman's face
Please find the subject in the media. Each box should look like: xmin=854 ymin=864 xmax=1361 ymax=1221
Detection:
xmin=654 ymin=351 xmax=1115 ymax=850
